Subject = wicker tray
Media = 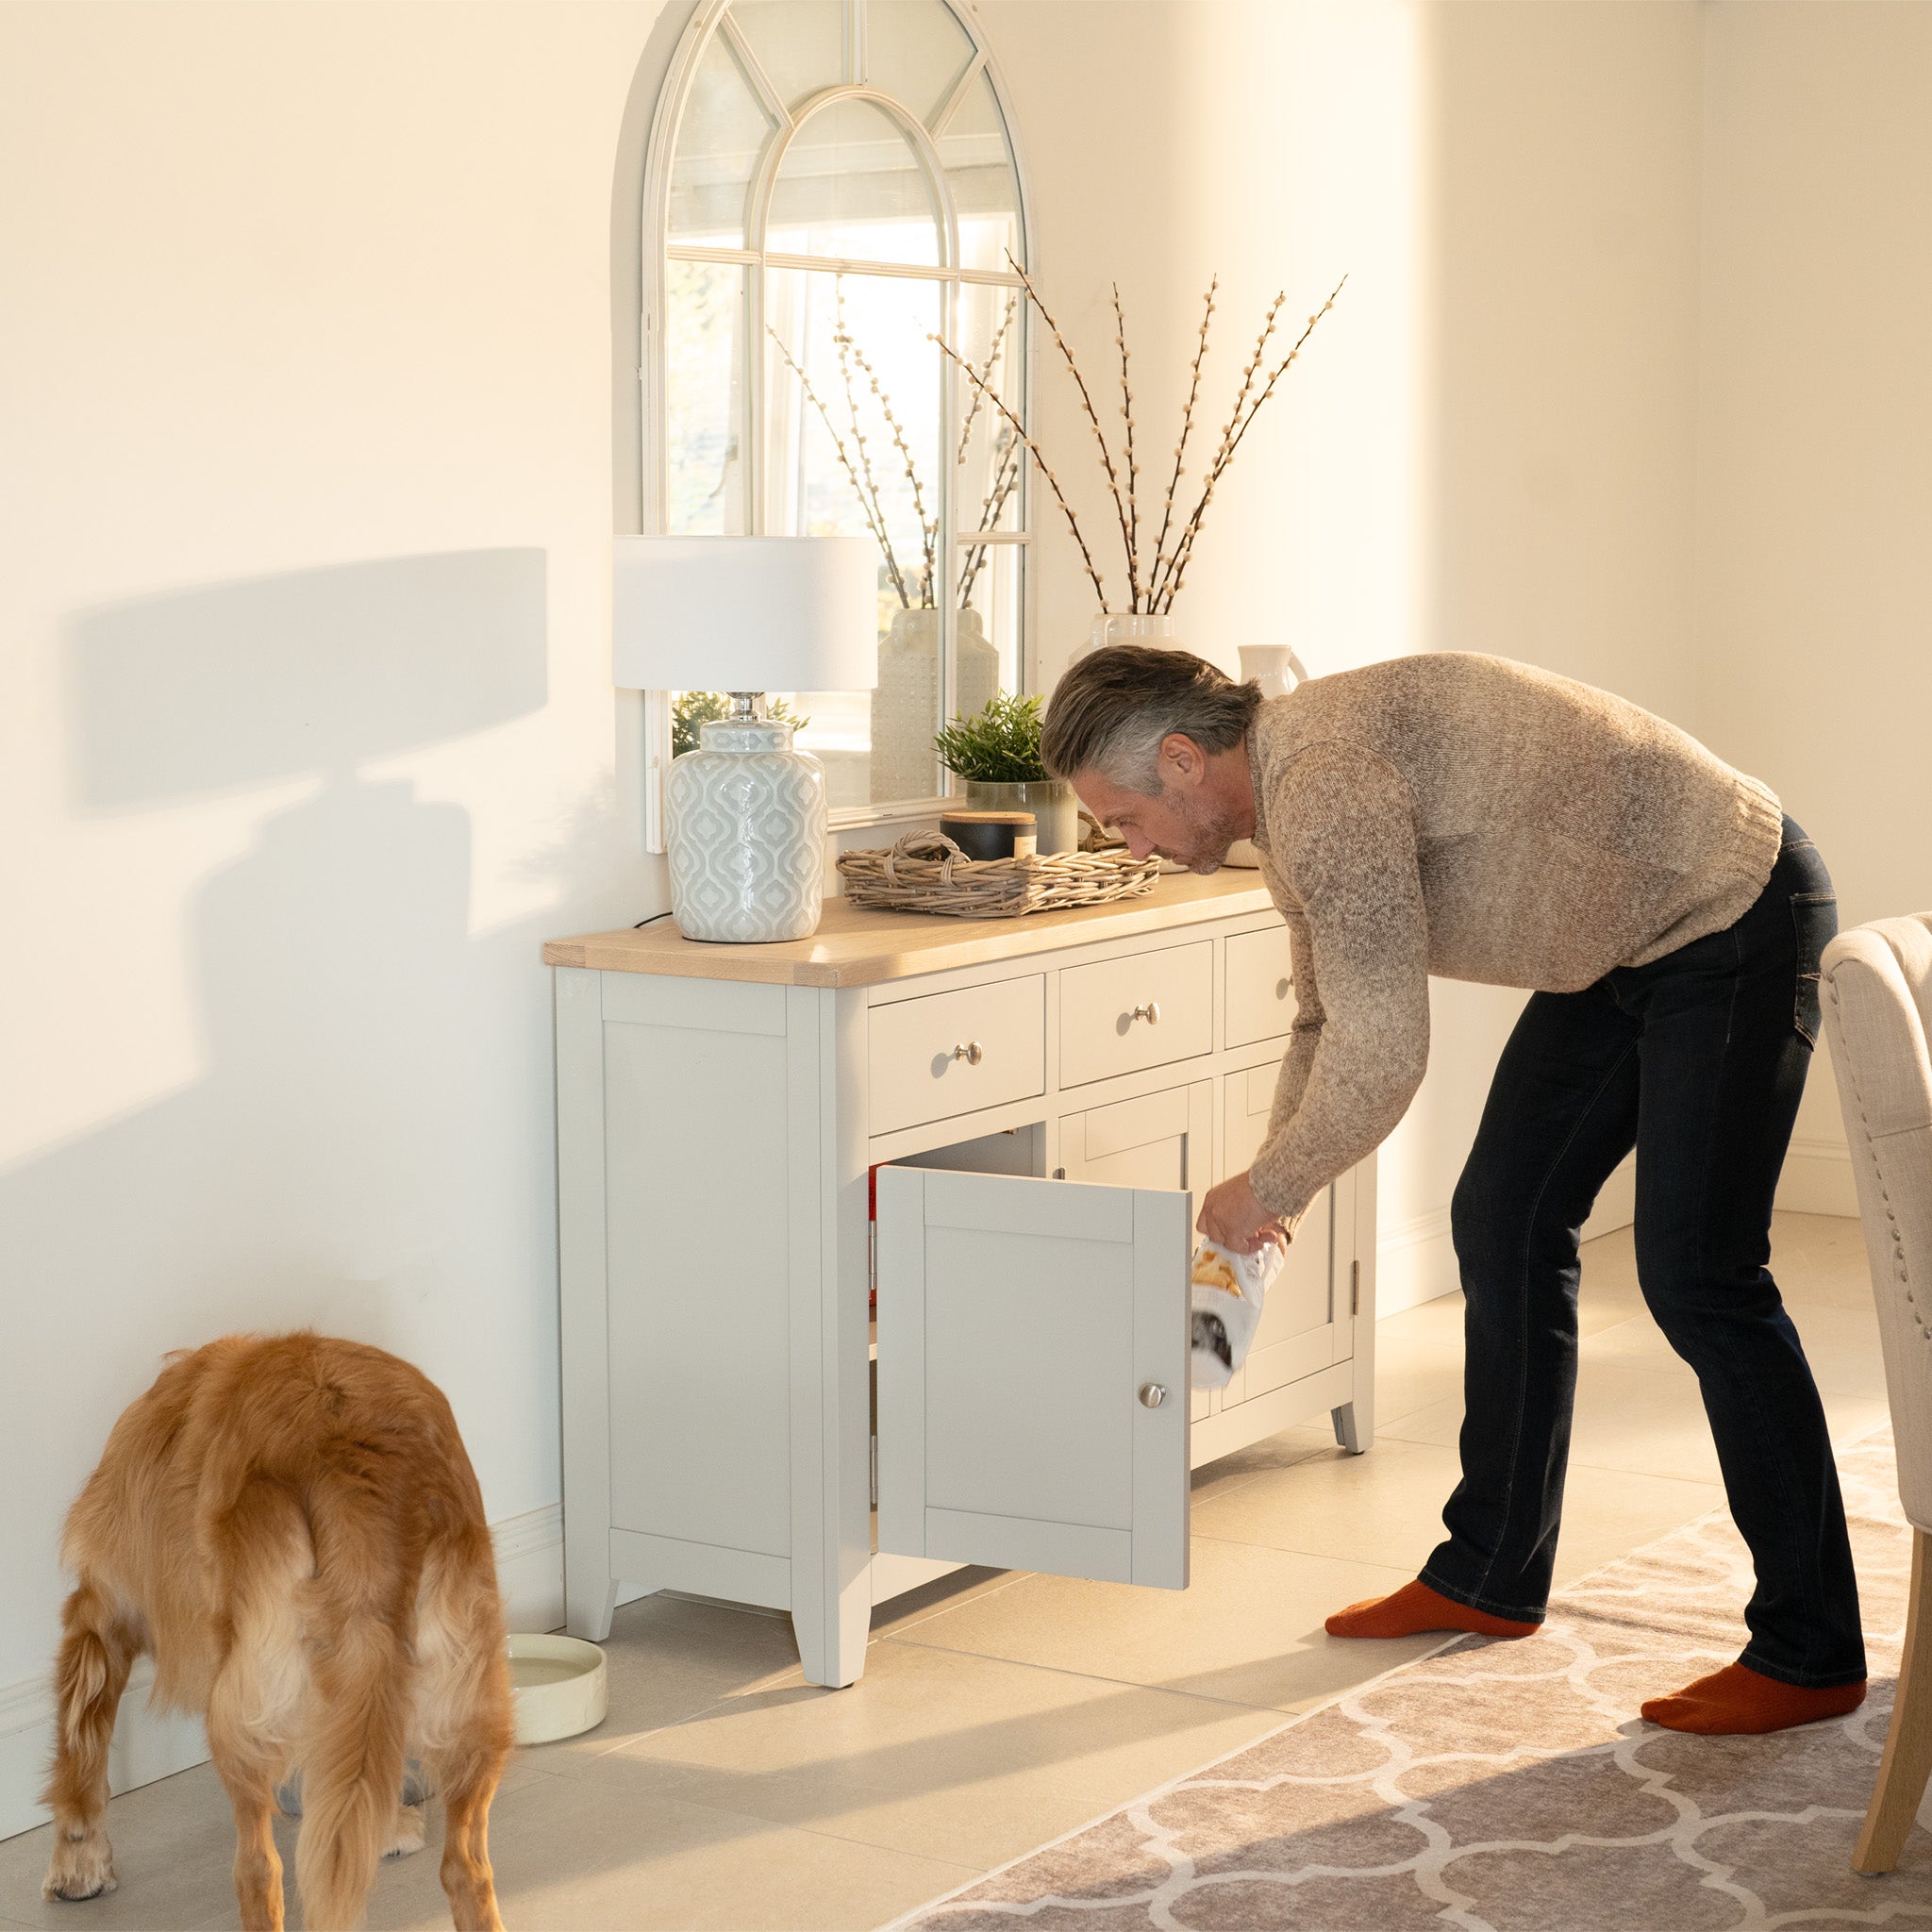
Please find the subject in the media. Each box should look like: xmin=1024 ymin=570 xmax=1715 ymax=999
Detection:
xmin=838 ymin=830 xmax=1162 ymax=919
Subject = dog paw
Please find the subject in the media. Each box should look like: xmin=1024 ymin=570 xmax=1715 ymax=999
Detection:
xmin=383 ymin=1801 xmax=428 ymax=1858
xmin=42 ymin=1835 xmax=118 ymax=1901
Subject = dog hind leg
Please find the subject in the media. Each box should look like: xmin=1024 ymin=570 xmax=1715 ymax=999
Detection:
xmin=206 ymin=1694 xmax=288 ymax=1932
xmin=435 ymin=1743 xmax=508 ymax=1932
xmin=207 ymin=1475 xmax=311 ymax=1932
xmin=40 ymin=1582 xmax=136 ymax=1902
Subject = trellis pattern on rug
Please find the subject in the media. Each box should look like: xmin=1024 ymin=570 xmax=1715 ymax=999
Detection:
xmin=894 ymin=1429 xmax=1932 ymax=1931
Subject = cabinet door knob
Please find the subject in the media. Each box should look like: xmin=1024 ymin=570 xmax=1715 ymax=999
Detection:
xmin=951 ymin=1041 xmax=983 ymax=1066
xmin=1275 ymin=978 xmax=1291 ymax=1000
xmin=1138 ymin=1382 xmax=1167 ymax=1408
xmin=1129 ymin=1001 xmax=1160 ymax=1025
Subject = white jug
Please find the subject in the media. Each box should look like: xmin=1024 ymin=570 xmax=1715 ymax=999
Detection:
xmin=1224 ymin=645 xmax=1309 ymax=868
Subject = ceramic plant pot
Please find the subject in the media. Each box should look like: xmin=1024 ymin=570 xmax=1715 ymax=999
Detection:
xmin=964 ymin=777 xmax=1078 ymax=856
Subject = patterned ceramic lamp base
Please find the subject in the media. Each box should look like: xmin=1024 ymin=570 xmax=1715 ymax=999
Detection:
xmin=666 ymin=715 xmax=826 ymax=942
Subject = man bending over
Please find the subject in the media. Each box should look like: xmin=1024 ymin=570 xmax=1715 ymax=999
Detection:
xmin=1040 ymin=645 xmax=1861 ymax=1737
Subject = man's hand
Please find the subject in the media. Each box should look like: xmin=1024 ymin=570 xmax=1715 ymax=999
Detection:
xmin=1196 ymin=1171 xmax=1287 ymax=1256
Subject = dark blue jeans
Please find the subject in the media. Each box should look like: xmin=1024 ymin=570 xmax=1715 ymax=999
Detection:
xmin=1421 ymin=816 xmax=1864 ymax=1689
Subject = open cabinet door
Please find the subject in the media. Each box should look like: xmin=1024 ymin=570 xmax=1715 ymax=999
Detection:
xmin=874 ymin=1166 xmax=1191 ymax=1589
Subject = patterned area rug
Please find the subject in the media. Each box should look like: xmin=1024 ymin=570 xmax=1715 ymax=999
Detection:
xmin=898 ymin=1430 xmax=1932 ymax=1930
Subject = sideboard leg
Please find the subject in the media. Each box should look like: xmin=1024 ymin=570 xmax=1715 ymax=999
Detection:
xmin=1331 ymin=1403 xmax=1369 ymax=1456
xmin=565 ymin=1564 xmax=619 ymax=1642
xmin=791 ymin=1574 xmax=871 ymax=1689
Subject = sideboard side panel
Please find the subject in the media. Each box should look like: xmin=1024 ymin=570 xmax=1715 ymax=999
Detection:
xmin=557 ymin=967 xmax=617 ymax=1639
xmin=786 ymin=984 xmax=874 ymax=1688
xmin=603 ymin=978 xmax=793 ymax=1557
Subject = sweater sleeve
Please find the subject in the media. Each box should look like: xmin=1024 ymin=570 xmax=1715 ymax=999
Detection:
xmin=1246 ymin=741 xmax=1432 ymax=1226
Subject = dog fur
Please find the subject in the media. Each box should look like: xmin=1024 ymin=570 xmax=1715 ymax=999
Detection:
xmin=40 ymin=1333 xmax=514 ymax=1930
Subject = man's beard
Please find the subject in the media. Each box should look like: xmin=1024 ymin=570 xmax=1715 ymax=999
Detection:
xmin=1159 ymin=791 xmax=1245 ymax=874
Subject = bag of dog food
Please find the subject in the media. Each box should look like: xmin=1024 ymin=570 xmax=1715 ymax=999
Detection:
xmin=1191 ymin=1239 xmax=1284 ymax=1389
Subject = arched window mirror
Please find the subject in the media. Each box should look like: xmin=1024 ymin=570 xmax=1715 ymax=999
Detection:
xmin=642 ymin=0 xmax=1032 ymax=827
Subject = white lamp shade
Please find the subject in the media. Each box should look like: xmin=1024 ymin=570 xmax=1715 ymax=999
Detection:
xmin=612 ymin=535 xmax=879 ymax=693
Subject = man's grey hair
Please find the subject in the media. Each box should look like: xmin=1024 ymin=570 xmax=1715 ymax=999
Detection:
xmin=1040 ymin=645 xmax=1262 ymax=792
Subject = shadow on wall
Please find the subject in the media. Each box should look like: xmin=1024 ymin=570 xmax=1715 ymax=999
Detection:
xmin=69 ymin=551 xmax=547 ymax=810
xmin=0 ymin=551 xmax=555 ymax=1684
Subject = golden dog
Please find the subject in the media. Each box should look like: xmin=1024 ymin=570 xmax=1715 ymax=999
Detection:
xmin=41 ymin=1334 xmax=513 ymax=1931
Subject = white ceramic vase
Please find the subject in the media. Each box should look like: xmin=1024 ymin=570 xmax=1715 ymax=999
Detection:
xmin=666 ymin=714 xmax=826 ymax=942
xmin=1224 ymin=644 xmax=1310 ymax=869
xmin=1081 ymin=612 xmax=1181 ymax=660
xmin=870 ymin=607 xmax=999 ymax=802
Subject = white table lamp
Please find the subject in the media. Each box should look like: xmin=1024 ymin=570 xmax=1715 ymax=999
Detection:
xmin=614 ymin=535 xmax=878 ymax=942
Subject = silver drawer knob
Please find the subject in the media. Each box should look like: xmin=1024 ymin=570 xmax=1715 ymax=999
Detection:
xmin=950 ymin=1041 xmax=983 ymax=1066
xmin=1129 ymin=1001 xmax=1160 ymax=1025
xmin=1139 ymin=1382 xmax=1167 ymax=1408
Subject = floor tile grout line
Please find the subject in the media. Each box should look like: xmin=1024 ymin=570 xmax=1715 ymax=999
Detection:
xmin=869 ymin=1569 xmax=1033 ymax=1641
xmin=636 ymin=1783 xmax=992 ymax=1880
xmin=873 ymin=1632 xmax=1364 ymax=1715
xmin=1184 ymin=1528 xmax=1425 ymax=1568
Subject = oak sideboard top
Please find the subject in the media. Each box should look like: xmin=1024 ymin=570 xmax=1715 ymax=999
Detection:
xmin=542 ymin=869 xmax=1279 ymax=990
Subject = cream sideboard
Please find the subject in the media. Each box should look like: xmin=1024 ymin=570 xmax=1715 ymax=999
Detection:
xmin=544 ymin=872 xmax=1376 ymax=1689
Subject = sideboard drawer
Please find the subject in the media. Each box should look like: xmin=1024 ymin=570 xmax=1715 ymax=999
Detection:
xmin=869 ymin=975 xmax=1046 ymax=1136
xmin=1058 ymin=941 xmax=1213 ymax=1090
xmin=1225 ymin=926 xmax=1296 ymax=1047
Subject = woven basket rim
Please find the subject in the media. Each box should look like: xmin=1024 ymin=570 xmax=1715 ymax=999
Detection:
xmin=835 ymin=830 xmax=1161 ymax=920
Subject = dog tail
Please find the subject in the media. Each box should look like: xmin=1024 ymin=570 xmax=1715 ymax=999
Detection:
xmin=292 ymin=1482 xmax=414 ymax=1931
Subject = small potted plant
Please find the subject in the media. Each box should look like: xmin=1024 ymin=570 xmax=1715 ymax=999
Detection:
xmin=934 ymin=692 xmax=1077 ymax=855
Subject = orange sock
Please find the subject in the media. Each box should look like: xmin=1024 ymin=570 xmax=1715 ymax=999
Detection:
xmin=1324 ymin=1578 xmax=1540 ymax=1641
xmin=1641 ymin=1662 xmax=1866 ymax=1736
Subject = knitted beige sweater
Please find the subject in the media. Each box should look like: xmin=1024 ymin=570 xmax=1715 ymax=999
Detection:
xmin=1244 ymin=653 xmax=1784 ymax=1226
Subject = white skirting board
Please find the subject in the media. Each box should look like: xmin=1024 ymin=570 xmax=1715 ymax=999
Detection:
xmin=1374 ymin=1157 xmax=1641 ymax=1316
xmin=1774 ymin=1134 xmax=1858 ymax=1218
xmin=0 ymin=1504 xmax=564 ymax=1844
xmin=1376 ymin=1130 xmax=1858 ymax=1320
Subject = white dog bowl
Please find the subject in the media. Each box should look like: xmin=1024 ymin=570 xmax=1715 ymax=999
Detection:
xmin=508 ymin=1634 xmax=608 ymax=1745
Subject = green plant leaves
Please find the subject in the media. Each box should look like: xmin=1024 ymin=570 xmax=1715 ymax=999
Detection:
xmin=933 ymin=691 xmax=1047 ymax=782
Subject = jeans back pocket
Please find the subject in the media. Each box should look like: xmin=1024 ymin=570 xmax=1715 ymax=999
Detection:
xmin=1790 ymin=891 xmax=1839 ymax=1045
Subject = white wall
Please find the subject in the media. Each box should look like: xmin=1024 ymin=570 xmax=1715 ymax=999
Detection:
xmin=0 ymin=0 xmax=674 ymax=1835
xmin=1384 ymin=0 xmax=1706 ymax=1302
xmin=1695 ymin=0 xmax=1932 ymax=1211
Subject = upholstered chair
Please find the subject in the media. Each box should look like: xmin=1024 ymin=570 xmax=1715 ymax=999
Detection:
xmin=1820 ymin=913 xmax=1932 ymax=1874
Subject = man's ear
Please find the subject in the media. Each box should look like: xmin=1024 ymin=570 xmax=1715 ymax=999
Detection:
xmin=1159 ymin=733 xmax=1207 ymax=787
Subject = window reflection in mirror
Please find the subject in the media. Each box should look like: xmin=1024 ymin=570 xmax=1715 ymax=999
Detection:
xmin=656 ymin=0 xmax=1029 ymax=812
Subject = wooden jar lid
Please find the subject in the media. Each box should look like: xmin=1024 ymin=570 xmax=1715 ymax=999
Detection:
xmin=940 ymin=809 xmax=1038 ymax=861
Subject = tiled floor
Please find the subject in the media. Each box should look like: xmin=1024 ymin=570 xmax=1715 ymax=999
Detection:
xmin=0 ymin=1211 xmax=1888 ymax=1930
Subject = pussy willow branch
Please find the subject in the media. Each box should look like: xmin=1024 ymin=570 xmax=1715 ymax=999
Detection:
xmin=1111 ymin=283 xmax=1142 ymax=608
xmin=933 ymin=327 xmax=1109 ymax=610
xmin=1006 ymin=252 xmax=1137 ymax=608
xmin=1157 ymin=275 xmax=1347 ymax=612
xmin=831 ymin=285 xmax=906 ymax=603
xmin=956 ymin=296 xmax=1017 ymax=467
xmin=767 ymin=325 xmax=907 ymax=606
xmin=957 ymin=428 xmax=1024 ymax=608
xmin=1147 ymin=286 xmax=1281 ymax=609
xmin=1146 ymin=277 xmax=1219 ymax=610
xmin=845 ymin=332 xmax=938 ymax=606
